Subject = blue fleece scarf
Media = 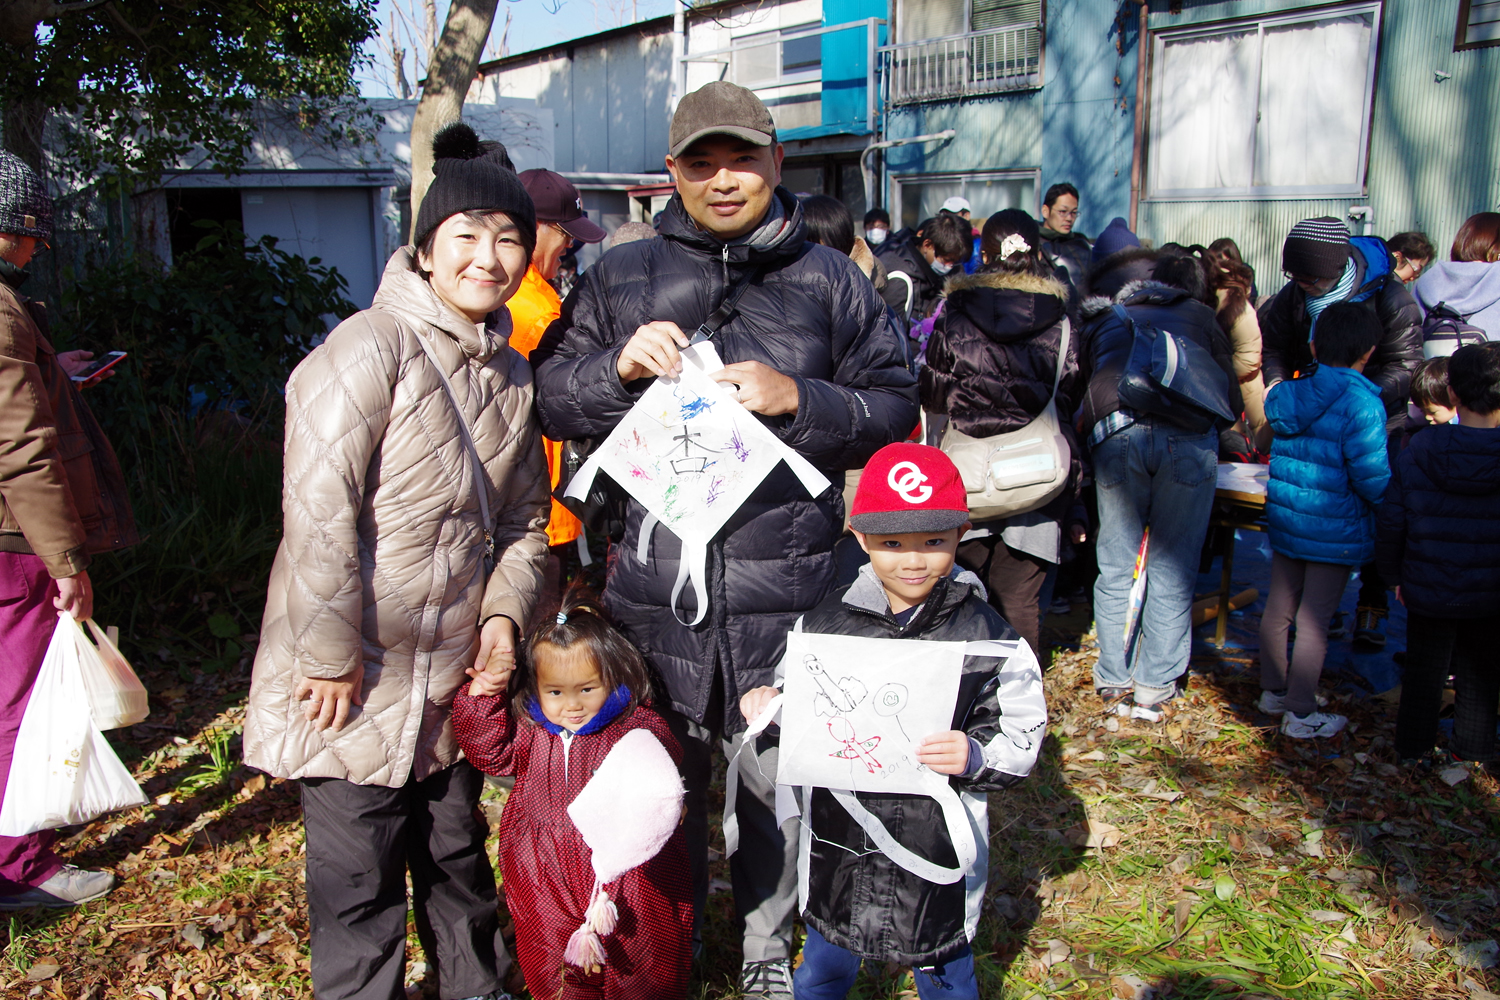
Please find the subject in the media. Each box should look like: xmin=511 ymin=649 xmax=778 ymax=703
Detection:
xmin=1306 ymin=257 xmax=1358 ymax=337
xmin=527 ymin=684 xmax=632 ymax=735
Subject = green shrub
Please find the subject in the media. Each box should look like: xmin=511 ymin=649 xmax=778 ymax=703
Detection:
xmin=51 ymin=225 xmax=357 ymax=658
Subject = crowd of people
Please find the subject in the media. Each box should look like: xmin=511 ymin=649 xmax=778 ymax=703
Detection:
xmin=2 ymin=77 xmax=1499 ymax=1000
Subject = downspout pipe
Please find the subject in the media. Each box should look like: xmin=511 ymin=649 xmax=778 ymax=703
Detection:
xmin=861 ymin=129 xmax=957 ymax=213
xmin=671 ymin=3 xmax=685 ymax=112
xmin=1129 ymin=0 xmax=1147 ymax=231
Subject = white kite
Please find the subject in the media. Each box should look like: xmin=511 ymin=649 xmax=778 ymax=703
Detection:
xmin=777 ymin=632 xmax=964 ymax=798
xmin=564 ymin=342 xmax=831 ymax=624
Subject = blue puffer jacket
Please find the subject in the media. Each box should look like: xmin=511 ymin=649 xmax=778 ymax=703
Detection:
xmin=1265 ymin=363 xmax=1391 ymax=565
xmin=1376 ymin=424 xmax=1500 ymax=618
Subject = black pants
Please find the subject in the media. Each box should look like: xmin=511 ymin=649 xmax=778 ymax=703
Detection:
xmin=301 ymin=761 xmax=509 ymax=1000
xmin=957 ymin=538 xmax=1049 ymax=655
xmin=1396 ymin=613 xmax=1500 ymax=763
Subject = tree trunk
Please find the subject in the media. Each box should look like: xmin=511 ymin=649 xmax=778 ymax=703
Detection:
xmin=408 ymin=0 xmax=498 ymax=243
xmin=2 ymin=91 xmax=46 ymax=173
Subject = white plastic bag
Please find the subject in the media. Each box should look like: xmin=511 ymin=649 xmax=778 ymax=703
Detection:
xmin=0 ymin=615 xmax=148 ymax=837
xmin=77 ymin=618 xmax=149 ymax=730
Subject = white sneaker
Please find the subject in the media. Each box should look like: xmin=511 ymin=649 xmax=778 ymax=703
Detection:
xmin=1128 ymin=699 xmax=1175 ymax=723
xmin=1257 ymin=690 xmax=1329 ymax=715
xmin=741 ymin=959 xmax=795 ymax=999
xmin=0 ymin=866 xmax=114 ymax=909
xmin=1281 ymin=710 xmax=1347 ymax=739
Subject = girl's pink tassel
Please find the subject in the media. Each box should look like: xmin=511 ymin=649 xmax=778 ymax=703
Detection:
xmin=563 ymin=880 xmax=617 ymax=972
xmin=564 ymin=925 xmax=606 ymax=972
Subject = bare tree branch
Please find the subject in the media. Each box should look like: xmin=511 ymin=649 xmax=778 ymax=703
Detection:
xmin=408 ymin=0 xmax=499 ymax=241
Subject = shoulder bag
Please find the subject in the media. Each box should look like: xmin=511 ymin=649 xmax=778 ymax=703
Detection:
xmin=935 ymin=318 xmax=1072 ymax=523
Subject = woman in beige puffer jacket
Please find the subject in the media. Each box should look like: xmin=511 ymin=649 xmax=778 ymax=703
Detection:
xmin=244 ymin=124 xmax=550 ymax=1000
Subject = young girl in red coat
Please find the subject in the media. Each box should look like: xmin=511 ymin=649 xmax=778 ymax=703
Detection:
xmin=452 ymin=586 xmax=693 ymax=1000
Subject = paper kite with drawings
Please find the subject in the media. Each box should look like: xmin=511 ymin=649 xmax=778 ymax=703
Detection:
xmin=563 ymin=340 xmax=831 ymax=624
xmin=777 ymin=631 xmax=964 ymax=799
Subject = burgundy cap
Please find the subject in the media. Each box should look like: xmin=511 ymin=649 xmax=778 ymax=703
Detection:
xmin=518 ymin=168 xmax=607 ymax=244
xmin=850 ymin=444 xmax=970 ymax=534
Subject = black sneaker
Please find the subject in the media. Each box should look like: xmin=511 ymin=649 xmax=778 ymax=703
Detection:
xmin=1352 ymin=606 xmax=1387 ymax=652
xmin=1327 ymin=611 xmax=1348 ymax=641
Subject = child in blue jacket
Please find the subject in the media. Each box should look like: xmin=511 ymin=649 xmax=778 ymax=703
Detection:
xmin=1260 ymin=302 xmax=1391 ymax=738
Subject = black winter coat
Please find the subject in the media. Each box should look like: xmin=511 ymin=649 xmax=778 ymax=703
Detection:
xmin=531 ymin=189 xmax=919 ymax=735
xmin=1259 ymin=236 xmax=1422 ymax=425
xmin=1041 ymin=228 xmax=1092 ymax=298
xmin=1076 ymin=277 xmax=1242 ymax=438
xmin=875 ymin=239 xmax=945 ymax=323
xmin=920 ymin=269 xmax=1083 ymax=438
xmin=1375 ymin=424 xmax=1500 ymax=619
xmin=796 ymin=566 xmax=1044 ymax=965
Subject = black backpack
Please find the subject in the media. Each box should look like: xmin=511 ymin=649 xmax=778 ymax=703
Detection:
xmin=1421 ymin=301 xmax=1488 ymax=359
xmin=1112 ymin=304 xmax=1236 ymax=434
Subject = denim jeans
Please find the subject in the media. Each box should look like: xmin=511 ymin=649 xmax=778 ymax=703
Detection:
xmin=1090 ymin=420 xmax=1219 ymax=703
xmin=794 ymin=924 xmax=979 ymax=1000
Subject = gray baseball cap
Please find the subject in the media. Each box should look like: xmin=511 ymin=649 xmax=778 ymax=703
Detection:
xmin=669 ymin=81 xmax=777 ymax=159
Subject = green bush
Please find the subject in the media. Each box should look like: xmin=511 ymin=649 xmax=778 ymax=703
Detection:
xmin=51 ymin=225 xmax=357 ymax=662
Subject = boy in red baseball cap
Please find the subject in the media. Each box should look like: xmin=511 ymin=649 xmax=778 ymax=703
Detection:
xmin=739 ymin=443 xmax=1047 ymax=1000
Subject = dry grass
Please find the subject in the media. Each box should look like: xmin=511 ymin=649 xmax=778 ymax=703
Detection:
xmin=5 ymin=612 xmax=1499 ymax=999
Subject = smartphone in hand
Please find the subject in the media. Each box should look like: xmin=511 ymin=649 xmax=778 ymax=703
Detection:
xmin=70 ymin=351 xmax=127 ymax=383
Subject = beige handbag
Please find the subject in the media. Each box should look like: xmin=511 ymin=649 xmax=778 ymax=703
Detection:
xmin=934 ymin=318 xmax=1070 ymax=524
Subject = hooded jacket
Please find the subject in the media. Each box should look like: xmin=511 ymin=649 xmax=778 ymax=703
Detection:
xmin=1040 ymin=227 xmax=1092 ymax=299
xmin=1264 ymin=364 xmax=1390 ymax=566
xmin=532 ymin=189 xmax=917 ymax=735
xmin=451 ymin=693 xmax=692 ymax=1000
xmin=244 ymin=249 xmax=552 ymax=786
xmin=1413 ymin=261 xmax=1500 ymax=341
xmin=796 ymin=565 xmax=1045 ymax=965
xmin=875 ymin=237 xmax=945 ymax=323
xmin=1376 ymin=423 xmax=1500 ymax=618
xmin=1259 ymin=236 xmax=1423 ymax=424
xmin=0 ymin=270 xmax=137 ymax=576
xmin=920 ymin=269 xmax=1082 ymax=439
xmin=1076 ymin=264 xmax=1242 ymax=438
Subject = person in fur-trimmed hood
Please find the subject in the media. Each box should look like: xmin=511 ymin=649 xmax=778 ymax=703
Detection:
xmin=920 ymin=209 xmax=1084 ymax=653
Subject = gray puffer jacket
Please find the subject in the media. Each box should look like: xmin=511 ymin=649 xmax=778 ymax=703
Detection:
xmin=244 ymin=249 xmax=551 ymax=786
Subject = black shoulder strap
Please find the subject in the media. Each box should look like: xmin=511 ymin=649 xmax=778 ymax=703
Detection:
xmin=693 ymin=261 xmax=769 ymax=343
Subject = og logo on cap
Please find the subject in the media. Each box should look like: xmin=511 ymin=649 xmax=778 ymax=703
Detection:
xmin=850 ymin=443 xmax=969 ymax=534
xmin=887 ymin=461 xmax=932 ymax=504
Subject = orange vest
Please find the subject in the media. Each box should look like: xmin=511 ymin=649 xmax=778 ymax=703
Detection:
xmin=509 ymin=266 xmax=583 ymax=547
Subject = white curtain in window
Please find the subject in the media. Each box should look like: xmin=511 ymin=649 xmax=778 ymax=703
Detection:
xmin=1255 ymin=14 xmax=1373 ymax=188
xmin=1150 ymin=29 xmax=1259 ymax=193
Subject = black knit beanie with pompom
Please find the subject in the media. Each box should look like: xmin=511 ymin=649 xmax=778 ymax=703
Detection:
xmin=412 ymin=121 xmax=535 ymax=250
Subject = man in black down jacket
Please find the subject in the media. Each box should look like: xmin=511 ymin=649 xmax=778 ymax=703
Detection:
xmin=875 ymin=211 xmax=973 ymax=325
xmin=531 ymin=81 xmax=918 ymax=997
xmin=1078 ymin=248 xmax=1241 ymax=718
xmin=1259 ymin=218 xmax=1423 ymax=651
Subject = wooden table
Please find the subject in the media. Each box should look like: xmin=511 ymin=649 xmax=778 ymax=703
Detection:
xmin=1208 ymin=463 xmax=1269 ymax=647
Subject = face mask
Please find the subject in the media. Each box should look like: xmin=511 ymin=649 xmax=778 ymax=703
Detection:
xmin=865 ymin=228 xmax=888 ymax=246
xmin=930 ymin=260 xmax=955 ymax=276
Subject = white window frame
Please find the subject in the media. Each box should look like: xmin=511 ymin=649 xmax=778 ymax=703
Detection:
xmin=1146 ymin=2 xmax=1382 ymax=202
xmin=732 ymin=22 xmax=824 ymax=90
xmin=889 ymin=168 xmax=1040 ymax=231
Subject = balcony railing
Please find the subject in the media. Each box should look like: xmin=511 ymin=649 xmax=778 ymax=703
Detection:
xmin=880 ymin=22 xmax=1042 ymax=105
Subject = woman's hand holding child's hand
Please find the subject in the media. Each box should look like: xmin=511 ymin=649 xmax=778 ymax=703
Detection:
xmin=467 ymin=616 xmax=517 ymax=697
xmin=739 ymin=685 xmax=781 ymax=724
xmin=916 ymin=730 xmax=971 ymax=775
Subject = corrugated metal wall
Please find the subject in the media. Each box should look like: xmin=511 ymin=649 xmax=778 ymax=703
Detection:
xmin=1140 ymin=198 xmax=1359 ymax=288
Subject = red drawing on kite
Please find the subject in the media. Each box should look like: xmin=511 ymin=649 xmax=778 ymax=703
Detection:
xmin=827 ymin=716 xmax=882 ymax=773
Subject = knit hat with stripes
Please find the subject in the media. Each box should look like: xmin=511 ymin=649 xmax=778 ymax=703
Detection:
xmin=1282 ymin=217 xmax=1350 ymax=280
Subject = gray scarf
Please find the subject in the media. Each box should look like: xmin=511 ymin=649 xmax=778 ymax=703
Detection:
xmin=726 ymin=193 xmax=787 ymax=249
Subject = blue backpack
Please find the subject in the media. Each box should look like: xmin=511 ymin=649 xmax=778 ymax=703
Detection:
xmin=1112 ymin=304 xmax=1236 ymax=434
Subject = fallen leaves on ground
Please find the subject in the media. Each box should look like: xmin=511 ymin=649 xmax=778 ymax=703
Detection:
xmin=5 ymin=605 xmax=1500 ymax=999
